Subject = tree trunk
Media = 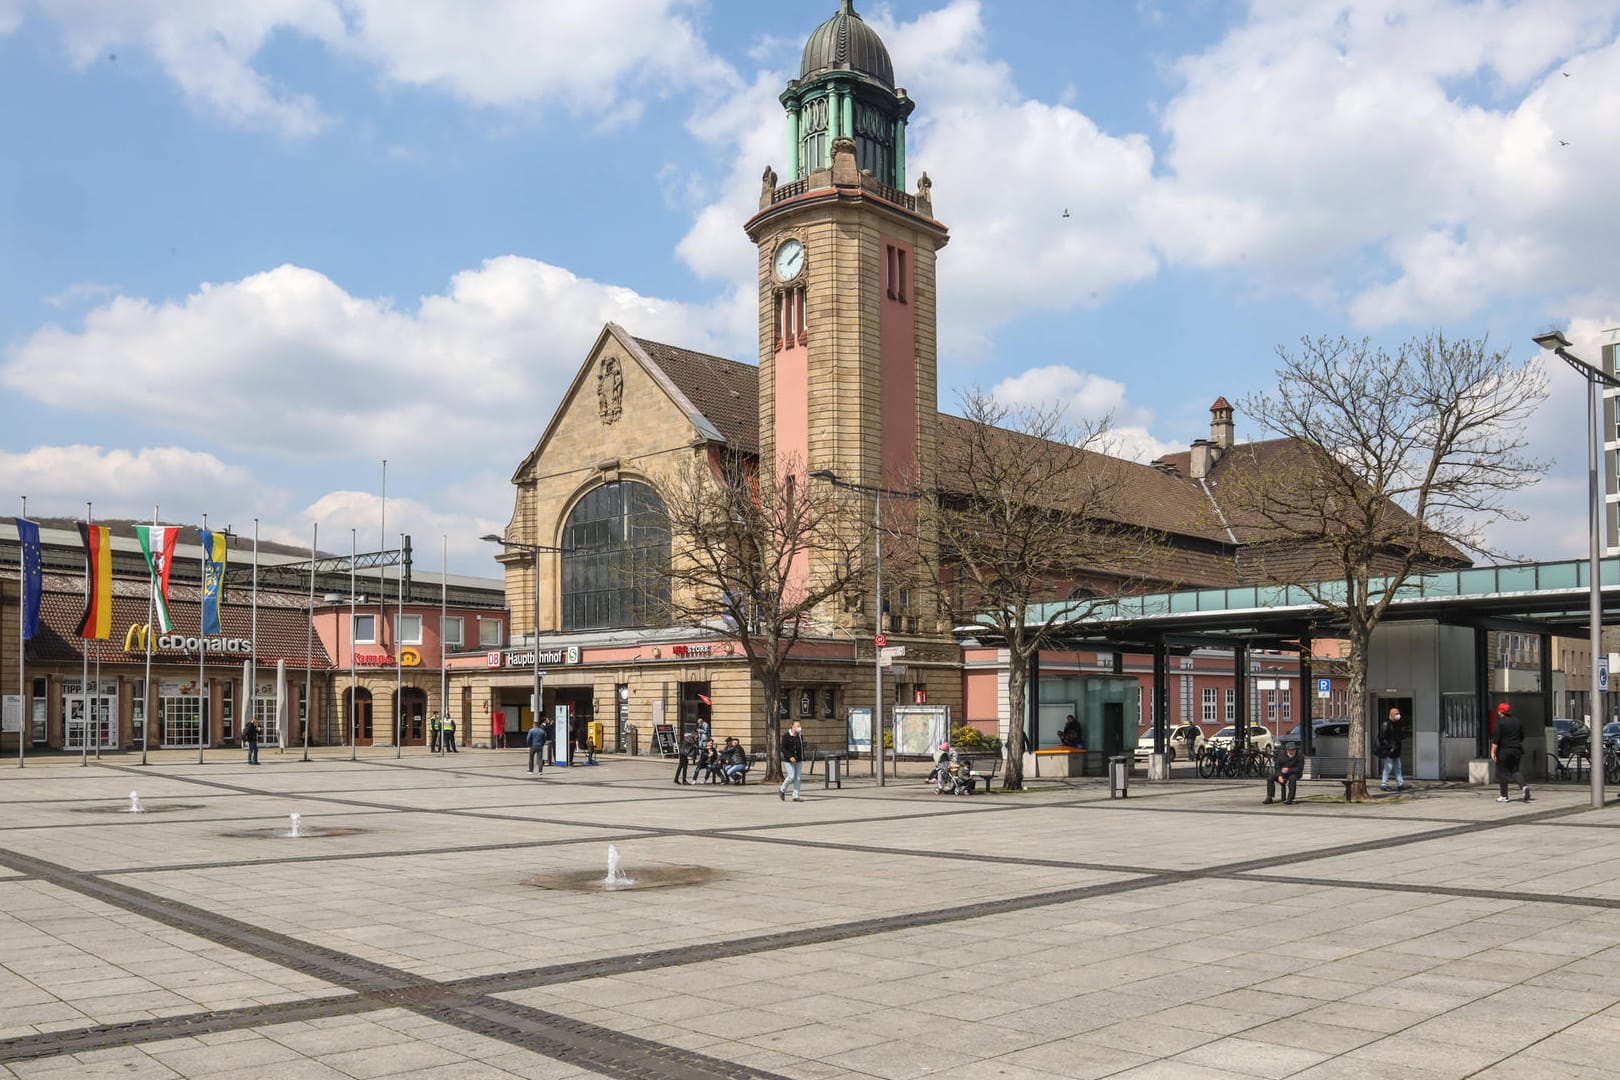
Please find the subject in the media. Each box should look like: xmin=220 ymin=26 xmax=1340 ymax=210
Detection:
xmin=1003 ymin=654 xmax=1027 ymax=790
xmin=762 ymin=671 xmax=783 ymax=783
xmin=1344 ymin=628 xmax=1371 ymax=801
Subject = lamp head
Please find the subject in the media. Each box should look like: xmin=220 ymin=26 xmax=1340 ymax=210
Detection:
xmin=809 ymin=469 xmax=839 ymax=482
xmin=480 ymin=534 xmax=504 ymax=544
xmin=1532 ymin=330 xmax=1573 ymax=352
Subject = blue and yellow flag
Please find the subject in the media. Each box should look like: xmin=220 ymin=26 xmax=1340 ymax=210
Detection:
xmin=199 ymin=528 xmax=228 ymax=635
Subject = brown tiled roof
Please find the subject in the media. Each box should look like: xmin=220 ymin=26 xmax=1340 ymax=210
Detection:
xmin=634 ymin=336 xmax=1464 ymax=587
xmin=634 ymin=338 xmax=760 ymax=454
xmin=27 ymin=574 xmax=332 ymax=668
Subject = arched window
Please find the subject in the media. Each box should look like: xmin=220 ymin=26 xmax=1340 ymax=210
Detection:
xmin=560 ymin=481 xmax=671 ymax=631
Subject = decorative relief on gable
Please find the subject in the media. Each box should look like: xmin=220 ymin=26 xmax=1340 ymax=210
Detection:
xmin=597 ymin=356 xmax=624 ymax=425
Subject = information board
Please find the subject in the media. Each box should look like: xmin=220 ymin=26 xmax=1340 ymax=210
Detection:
xmin=654 ymin=723 xmax=678 ymax=757
xmin=846 ymin=707 xmax=872 ymax=753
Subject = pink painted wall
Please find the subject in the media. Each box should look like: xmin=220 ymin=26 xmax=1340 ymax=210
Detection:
xmin=774 ymin=306 xmax=810 ymax=600
xmin=879 ymin=236 xmax=917 ymax=488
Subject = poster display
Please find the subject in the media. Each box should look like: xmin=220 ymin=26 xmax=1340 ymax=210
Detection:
xmin=846 ymin=707 xmax=872 ymax=753
xmin=893 ymin=704 xmax=950 ymax=757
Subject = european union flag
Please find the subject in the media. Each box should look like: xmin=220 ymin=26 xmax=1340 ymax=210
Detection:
xmin=15 ymin=518 xmax=41 ymax=640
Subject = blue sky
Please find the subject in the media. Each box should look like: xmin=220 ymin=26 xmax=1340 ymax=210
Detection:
xmin=3 ymin=0 xmax=1618 ymax=573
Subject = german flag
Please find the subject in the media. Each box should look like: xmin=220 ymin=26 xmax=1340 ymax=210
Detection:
xmin=77 ymin=523 xmax=113 ymax=639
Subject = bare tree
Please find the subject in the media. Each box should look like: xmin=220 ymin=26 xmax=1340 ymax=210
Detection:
xmin=651 ymin=449 xmax=869 ymax=781
xmin=1229 ymin=333 xmax=1547 ymax=799
xmin=921 ymin=391 xmax=1169 ymax=790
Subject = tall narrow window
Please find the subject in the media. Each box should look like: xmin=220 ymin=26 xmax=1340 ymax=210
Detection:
xmin=896 ymin=248 xmax=908 ymax=303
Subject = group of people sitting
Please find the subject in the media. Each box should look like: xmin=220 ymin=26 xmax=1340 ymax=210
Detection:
xmin=926 ymin=741 xmax=982 ymax=795
xmin=673 ymin=731 xmax=750 ymax=785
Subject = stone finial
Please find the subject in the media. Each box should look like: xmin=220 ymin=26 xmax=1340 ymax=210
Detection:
xmin=758 ymin=164 xmax=778 ymax=209
xmin=831 ymin=137 xmax=858 ymax=185
xmin=916 ymin=170 xmax=933 ymax=214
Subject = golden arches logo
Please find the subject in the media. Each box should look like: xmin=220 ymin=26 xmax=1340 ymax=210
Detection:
xmin=123 ymin=624 xmax=154 ymax=653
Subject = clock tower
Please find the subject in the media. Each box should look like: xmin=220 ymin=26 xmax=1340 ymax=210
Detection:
xmin=745 ymin=0 xmax=948 ymax=632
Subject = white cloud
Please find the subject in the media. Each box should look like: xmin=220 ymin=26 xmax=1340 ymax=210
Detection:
xmin=0 ymin=445 xmax=279 ymax=524
xmin=1152 ymin=1 xmax=1620 ymax=326
xmin=2 ymin=257 xmax=741 ymax=470
xmin=23 ymin=0 xmax=729 ymax=137
xmin=987 ymin=365 xmax=1184 ymax=463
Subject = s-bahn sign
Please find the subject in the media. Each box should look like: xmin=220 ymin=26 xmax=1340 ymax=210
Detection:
xmin=123 ymin=624 xmax=254 ymax=656
xmin=490 ymin=646 xmax=579 ymax=668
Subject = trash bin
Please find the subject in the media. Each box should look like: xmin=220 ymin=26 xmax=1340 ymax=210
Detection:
xmin=588 ymin=721 xmax=604 ymax=751
xmin=1109 ymin=755 xmax=1129 ymax=799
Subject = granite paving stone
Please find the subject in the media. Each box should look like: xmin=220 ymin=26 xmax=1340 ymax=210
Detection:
xmin=1 ymin=752 xmax=1619 ymax=1079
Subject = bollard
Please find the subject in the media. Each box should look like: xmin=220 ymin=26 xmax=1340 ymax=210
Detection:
xmin=1109 ymin=755 xmax=1129 ymax=798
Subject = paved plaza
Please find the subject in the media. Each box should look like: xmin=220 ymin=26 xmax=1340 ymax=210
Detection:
xmin=1 ymin=750 xmax=1618 ymax=1079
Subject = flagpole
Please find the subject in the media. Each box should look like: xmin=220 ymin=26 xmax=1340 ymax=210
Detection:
xmin=303 ymin=522 xmax=315 ymax=763
xmin=17 ymin=495 xmax=26 ymax=769
xmin=250 ymin=519 xmax=258 ymax=755
xmin=93 ymin=513 xmax=102 ymax=762
xmin=141 ymin=506 xmax=158 ymax=766
xmin=350 ymin=528 xmax=357 ymax=761
xmin=440 ymin=534 xmax=448 ymax=754
xmin=82 ymin=501 xmax=91 ymax=768
xmin=198 ymin=514 xmax=207 ymax=766
xmin=395 ymin=531 xmax=403 ymax=760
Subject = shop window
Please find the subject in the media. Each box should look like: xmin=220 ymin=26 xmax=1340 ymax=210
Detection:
xmin=822 ymin=688 xmax=836 ymax=719
xmin=561 ymin=480 xmax=671 ymax=631
xmin=799 ymin=688 xmax=815 ymax=718
xmin=396 ymin=614 xmax=423 ymax=645
xmin=478 ymin=618 xmax=503 ymax=648
xmin=221 ymin=682 xmax=234 ymax=740
xmin=442 ymin=616 xmax=464 ymax=649
xmin=354 ymin=613 xmax=376 ymax=644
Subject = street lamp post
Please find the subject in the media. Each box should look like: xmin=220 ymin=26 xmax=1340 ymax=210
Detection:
xmin=482 ymin=534 xmax=570 ymax=763
xmin=1533 ymin=329 xmax=1616 ymax=809
xmin=810 ymin=469 xmax=919 ymax=787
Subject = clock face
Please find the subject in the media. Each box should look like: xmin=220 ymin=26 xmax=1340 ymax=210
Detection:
xmin=774 ymin=239 xmax=805 ymax=281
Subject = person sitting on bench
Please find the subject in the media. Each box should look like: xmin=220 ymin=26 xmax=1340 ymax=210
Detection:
xmin=1058 ymin=714 xmax=1084 ymax=748
xmin=1265 ymin=742 xmax=1302 ymax=805
xmin=719 ymin=737 xmax=748 ymax=784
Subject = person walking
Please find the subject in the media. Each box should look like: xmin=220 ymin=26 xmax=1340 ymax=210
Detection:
xmin=1378 ymin=707 xmax=1406 ymax=791
xmin=429 ymin=712 xmax=441 ymax=753
xmin=1492 ymin=702 xmax=1528 ymax=803
xmin=674 ymin=732 xmax=695 ymax=785
xmin=243 ymin=717 xmax=260 ymax=765
xmin=442 ymin=714 xmax=458 ymax=753
xmin=526 ymin=719 xmax=546 ymax=775
xmin=779 ymin=719 xmax=805 ymax=802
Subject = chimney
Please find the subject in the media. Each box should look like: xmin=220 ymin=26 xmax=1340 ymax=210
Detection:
xmin=1189 ymin=439 xmax=1214 ymax=480
xmin=1210 ymin=396 xmax=1235 ymax=451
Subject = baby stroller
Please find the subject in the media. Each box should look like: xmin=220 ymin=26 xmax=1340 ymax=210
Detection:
xmin=935 ymin=759 xmax=979 ymax=796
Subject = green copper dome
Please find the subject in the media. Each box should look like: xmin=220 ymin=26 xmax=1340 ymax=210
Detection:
xmin=800 ymin=0 xmax=894 ymax=89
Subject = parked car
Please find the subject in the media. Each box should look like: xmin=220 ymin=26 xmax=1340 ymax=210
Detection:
xmin=1604 ymin=722 xmax=1620 ymax=748
xmin=1280 ymin=719 xmax=1350 ymax=746
xmin=1132 ymin=724 xmax=1202 ymax=762
xmin=1207 ymin=724 xmax=1273 ymax=751
xmin=1553 ymin=718 xmax=1591 ymax=758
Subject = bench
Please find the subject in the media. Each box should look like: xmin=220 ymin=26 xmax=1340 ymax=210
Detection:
xmin=928 ymin=753 xmax=1001 ymax=792
xmin=1028 ymin=747 xmax=1095 ymax=778
xmin=1292 ymin=756 xmax=1357 ymax=801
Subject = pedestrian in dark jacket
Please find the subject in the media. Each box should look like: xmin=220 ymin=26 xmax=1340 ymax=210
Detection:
xmin=1265 ymin=742 xmax=1301 ymax=804
xmin=779 ymin=720 xmax=805 ymax=802
xmin=674 ymin=733 xmax=696 ymax=785
xmin=1493 ymin=703 xmax=1529 ymax=803
xmin=525 ymin=721 xmax=547 ymax=775
xmin=243 ymin=719 xmax=260 ymax=765
xmin=1378 ymin=708 xmax=1406 ymax=791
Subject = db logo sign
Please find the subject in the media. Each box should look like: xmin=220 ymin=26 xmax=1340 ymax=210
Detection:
xmin=486 ymin=651 xmax=503 ymax=668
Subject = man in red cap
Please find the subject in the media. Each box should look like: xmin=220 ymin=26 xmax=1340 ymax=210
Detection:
xmin=1491 ymin=702 xmax=1529 ymax=803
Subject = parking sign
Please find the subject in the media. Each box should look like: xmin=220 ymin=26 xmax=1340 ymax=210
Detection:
xmin=1316 ymin=677 xmax=1331 ymax=698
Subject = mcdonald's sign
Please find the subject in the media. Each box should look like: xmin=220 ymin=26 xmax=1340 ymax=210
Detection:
xmin=123 ymin=624 xmax=254 ymax=656
xmin=124 ymin=623 xmax=154 ymax=653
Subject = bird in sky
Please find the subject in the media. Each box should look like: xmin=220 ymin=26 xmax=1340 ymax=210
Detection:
xmin=1062 ymin=209 xmax=1070 ymax=218
xmin=1561 ymin=140 xmax=1570 ymax=146
xmin=1563 ymin=71 xmax=1571 ymax=77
